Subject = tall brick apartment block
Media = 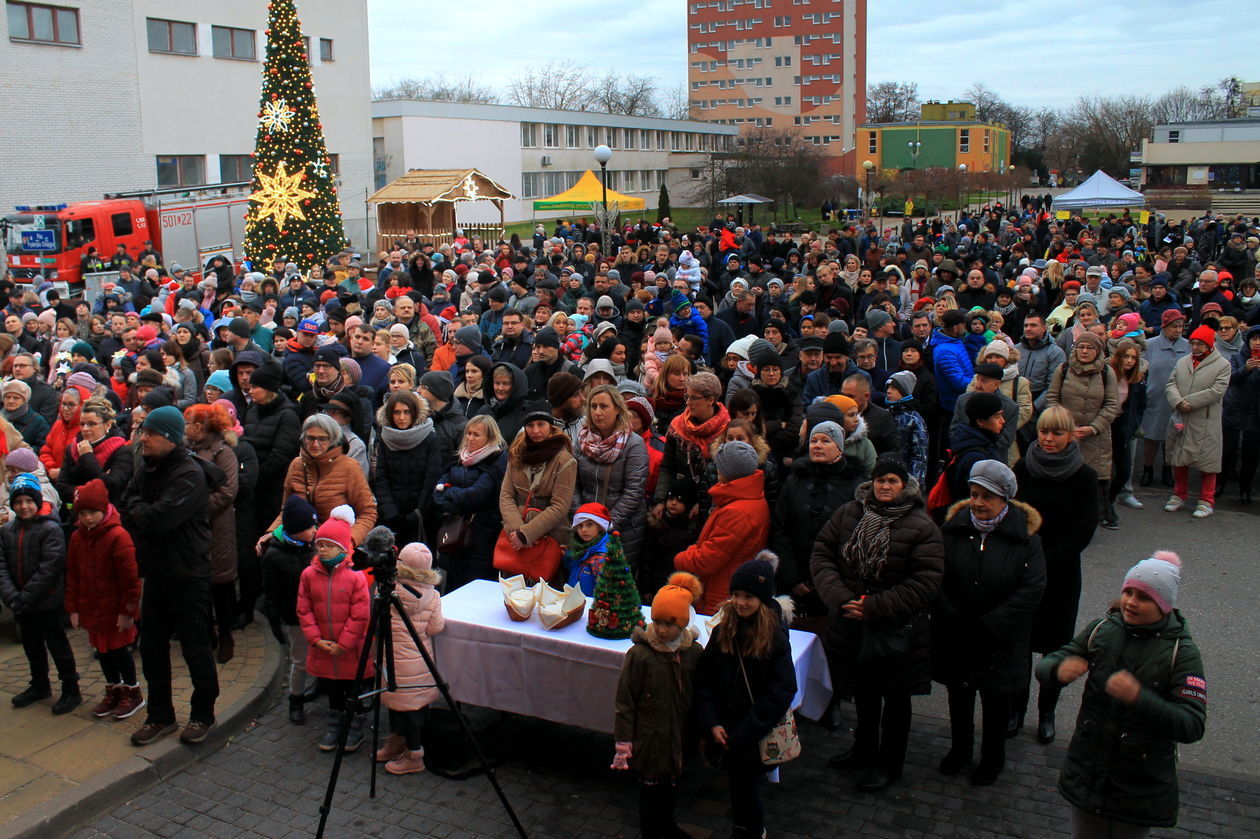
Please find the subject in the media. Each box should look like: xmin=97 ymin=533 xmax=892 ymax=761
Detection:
xmin=686 ymin=0 xmax=866 ymax=176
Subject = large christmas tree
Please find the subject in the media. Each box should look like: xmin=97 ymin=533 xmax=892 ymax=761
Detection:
xmin=244 ymin=0 xmax=347 ymax=268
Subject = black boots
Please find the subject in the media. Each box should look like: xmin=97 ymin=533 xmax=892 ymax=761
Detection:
xmin=1005 ymin=711 xmax=1024 ymax=738
xmin=11 ymin=682 xmax=51 ymax=708
xmin=1037 ymin=711 xmax=1056 ymax=744
xmin=52 ymin=682 xmax=82 ymax=715
xmin=1140 ymin=465 xmax=1154 ymax=486
xmin=289 ymin=695 xmax=306 ymax=725
xmin=1161 ymin=465 xmax=1175 ymax=487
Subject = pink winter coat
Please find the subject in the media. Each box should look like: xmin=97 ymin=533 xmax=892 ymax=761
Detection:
xmin=381 ymin=576 xmax=445 ymax=712
xmin=297 ymin=558 xmax=375 ymax=680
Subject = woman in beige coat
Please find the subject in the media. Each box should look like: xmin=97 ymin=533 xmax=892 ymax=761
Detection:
xmin=1163 ymin=324 xmax=1232 ymax=518
xmin=498 ymin=411 xmax=577 ymax=563
xmin=1044 ymin=332 xmax=1119 ymax=521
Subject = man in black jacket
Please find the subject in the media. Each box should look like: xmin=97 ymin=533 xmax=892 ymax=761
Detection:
xmin=10 ymin=353 xmax=58 ymax=425
xmin=524 ymin=328 xmax=579 ymax=403
xmin=123 ymin=407 xmax=220 ymax=748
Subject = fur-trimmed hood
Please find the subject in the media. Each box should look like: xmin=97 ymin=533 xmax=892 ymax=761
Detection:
xmin=632 ymin=623 xmax=700 ymax=653
xmin=943 ymin=497 xmax=1042 ymax=538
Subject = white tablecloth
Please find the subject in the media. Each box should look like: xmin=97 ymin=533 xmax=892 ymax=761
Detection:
xmin=432 ymin=579 xmax=832 ymax=734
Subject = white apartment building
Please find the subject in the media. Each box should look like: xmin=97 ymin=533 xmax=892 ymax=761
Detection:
xmin=372 ymin=100 xmax=739 ymax=223
xmin=0 ymin=0 xmax=373 ymax=245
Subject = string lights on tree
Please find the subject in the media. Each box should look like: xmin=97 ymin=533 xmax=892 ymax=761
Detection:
xmin=244 ymin=0 xmax=347 ymax=267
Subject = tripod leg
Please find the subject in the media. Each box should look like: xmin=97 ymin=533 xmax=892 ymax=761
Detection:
xmin=315 ymin=592 xmax=384 ymax=839
xmin=369 ymin=599 xmax=391 ymax=800
xmin=389 ymin=593 xmax=529 ymax=839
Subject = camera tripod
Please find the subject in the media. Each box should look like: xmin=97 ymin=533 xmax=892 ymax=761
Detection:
xmin=315 ymin=546 xmax=527 ymax=838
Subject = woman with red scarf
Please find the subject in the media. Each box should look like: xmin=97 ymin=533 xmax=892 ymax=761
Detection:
xmin=1163 ymin=324 xmax=1231 ymax=518
xmin=652 ymin=371 xmax=731 ymax=523
xmin=39 ymin=384 xmax=92 ymax=481
xmin=53 ymin=396 xmax=133 ymax=506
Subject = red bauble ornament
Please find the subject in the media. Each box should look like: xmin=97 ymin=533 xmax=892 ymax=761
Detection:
xmin=271 ymin=92 xmax=278 ymax=100
xmin=304 ymin=82 xmax=312 ymax=89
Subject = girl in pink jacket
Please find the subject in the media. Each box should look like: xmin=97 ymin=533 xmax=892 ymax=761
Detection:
xmin=373 ymin=542 xmax=445 ymax=775
xmin=297 ymin=505 xmax=373 ymax=753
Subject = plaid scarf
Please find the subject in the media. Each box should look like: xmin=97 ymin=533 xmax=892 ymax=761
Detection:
xmin=577 ymin=425 xmax=631 ymax=464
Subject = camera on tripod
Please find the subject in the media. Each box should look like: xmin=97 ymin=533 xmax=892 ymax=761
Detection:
xmin=352 ymin=525 xmax=399 ymax=577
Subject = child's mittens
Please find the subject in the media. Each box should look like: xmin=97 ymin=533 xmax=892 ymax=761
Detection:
xmin=611 ymin=741 xmax=632 ymax=770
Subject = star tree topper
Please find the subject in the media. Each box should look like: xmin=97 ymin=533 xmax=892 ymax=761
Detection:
xmin=251 ymin=161 xmax=316 ymax=231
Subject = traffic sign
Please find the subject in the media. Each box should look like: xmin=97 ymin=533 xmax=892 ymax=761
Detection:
xmin=20 ymin=230 xmax=57 ymax=251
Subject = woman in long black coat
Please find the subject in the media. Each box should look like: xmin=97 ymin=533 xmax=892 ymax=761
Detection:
xmin=934 ymin=458 xmax=1046 ymax=787
xmin=1012 ymin=406 xmax=1098 ymax=744
xmin=372 ymin=390 xmax=443 ymax=546
xmin=810 ymin=459 xmax=944 ymax=792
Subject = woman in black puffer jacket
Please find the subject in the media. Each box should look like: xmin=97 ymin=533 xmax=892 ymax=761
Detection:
xmin=771 ymin=420 xmax=864 ymax=624
xmin=810 ymin=459 xmax=943 ymax=793
xmin=372 ymin=390 xmax=443 ymax=546
xmin=934 ymin=459 xmax=1046 ymax=788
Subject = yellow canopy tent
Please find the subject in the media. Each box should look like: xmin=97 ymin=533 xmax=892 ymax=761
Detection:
xmin=532 ymin=170 xmax=646 ymax=211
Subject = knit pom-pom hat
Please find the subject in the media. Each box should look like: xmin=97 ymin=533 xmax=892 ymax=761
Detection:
xmin=314 ymin=504 xmax=355 ymax=554
xmin=1122 ymin=550 xmax=1182 ymax=614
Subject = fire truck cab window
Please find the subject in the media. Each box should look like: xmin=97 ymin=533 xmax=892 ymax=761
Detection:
xmin=66 ymin=217 xmax=95 ymax=249
xmin=111 ymin=213 xmax=133 ymax=237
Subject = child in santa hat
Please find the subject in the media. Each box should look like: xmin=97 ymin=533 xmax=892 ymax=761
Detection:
xmin=1037 ymin=550 xmax=1207 ymax=838
xmin=564 ymin=502 xmax=614 ymax=596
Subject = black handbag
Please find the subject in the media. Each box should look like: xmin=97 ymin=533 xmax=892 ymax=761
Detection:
xmin=858 ymin=615 xmax=918 ymax=663
xmin=436 ymin=514 xmax=472 ymax=553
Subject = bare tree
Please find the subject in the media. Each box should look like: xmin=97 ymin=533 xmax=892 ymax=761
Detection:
xmin=372 ymin=74 xmax=498 ymax=103
xmin=592 ymin=72 xmax=661 ymax=117
xmin=657 ymin=83 xmax=692 ymax=120
xmin=865 ymin=81 xmax=921 ymax=123
xmin=505 ymin=61 xmax=593 ymax=111
xmin=1063 ymin=95 xmax=1153 ymax=176
xmin=965 ymin=82 xmax=1005 ymax=124
xmin=1152 ymin=86 xmax=1227 ymax=124
xmin=724 ymin=128 xmax=827 ymax=210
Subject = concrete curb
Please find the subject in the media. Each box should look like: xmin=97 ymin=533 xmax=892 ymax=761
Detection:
xmin=0 ymin=635 xmax=286 ymax=839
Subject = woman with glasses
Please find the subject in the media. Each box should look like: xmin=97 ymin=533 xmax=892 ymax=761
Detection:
xmin=258 ymin=414 xmax=377 ymax=555
xmin=39 ymin=384 xmax=93 ymax=482
xmin=652 ymin=372 xmax=730 ymax=522
xmin=53 ymin=397 xmax=133 ymax=506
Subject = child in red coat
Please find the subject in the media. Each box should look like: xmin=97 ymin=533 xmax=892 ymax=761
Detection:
xmin=65 ymin=479 xmax=144 ymax=719
xmin=297 ymin=505 xmax=372 ymax=753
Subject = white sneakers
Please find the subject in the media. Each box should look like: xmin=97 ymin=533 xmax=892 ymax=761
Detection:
xmin=1117 ymin=493 xmax=1144 ymax=510
xmin=1165 ymin=495 xmax=1215 ymax=518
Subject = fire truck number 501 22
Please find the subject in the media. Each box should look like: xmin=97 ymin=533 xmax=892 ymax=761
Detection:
xmin=162 ymin=213 xmax=192 ymax=228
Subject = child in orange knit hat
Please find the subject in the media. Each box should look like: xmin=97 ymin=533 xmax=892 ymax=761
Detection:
xmin=612 ymin=572 xmax=703 ymax=839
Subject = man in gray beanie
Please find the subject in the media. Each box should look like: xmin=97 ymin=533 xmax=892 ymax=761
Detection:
xmin=453 ymin=325 xmax=484 ymax=371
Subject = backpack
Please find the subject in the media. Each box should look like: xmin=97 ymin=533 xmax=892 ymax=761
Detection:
xmin=926 ymin=448 xmax=964 ymax=515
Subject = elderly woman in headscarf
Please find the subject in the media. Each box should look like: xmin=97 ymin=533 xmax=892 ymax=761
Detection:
xmin=1 ymin=380 xmax=49 ymax=450
xmin=810 ymin=457 xmax=943 ymax=793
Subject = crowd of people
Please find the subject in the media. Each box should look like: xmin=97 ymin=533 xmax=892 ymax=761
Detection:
xmin=0 ymin=200 xmax=1243 ymax=838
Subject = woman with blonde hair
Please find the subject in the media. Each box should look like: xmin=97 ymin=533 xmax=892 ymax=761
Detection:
xmin=572 ymin=384 xmax=648 ymax=565
xmin=433 ymin=416 xmax=506 ymax=589
xmin=648 ymin=354 xmax=691 ymax=433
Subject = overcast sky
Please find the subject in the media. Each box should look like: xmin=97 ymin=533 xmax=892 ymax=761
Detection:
xmin=366 ymin=0 xmax=1256 ymax=109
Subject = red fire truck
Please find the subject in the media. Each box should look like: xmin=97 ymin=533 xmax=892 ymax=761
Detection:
xmin=3 ymin=182 xmax=253 ymax=293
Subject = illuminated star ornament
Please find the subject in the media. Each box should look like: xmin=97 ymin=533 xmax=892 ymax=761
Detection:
xmin=461 ymin=173 xmax=482 ymax=201
xmin=259 ymin=98 xmax=296 ymax=132
xmin=251 ymin=161 xmax=316 ymax=230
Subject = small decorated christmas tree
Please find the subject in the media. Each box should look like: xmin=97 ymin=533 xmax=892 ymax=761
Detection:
xmin=587 ymin=532 xmax=645 ymax=640
xmin=243 ymin=0 xmax=347 ymax=268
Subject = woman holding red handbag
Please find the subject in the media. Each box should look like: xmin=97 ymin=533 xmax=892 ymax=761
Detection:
xmin=495 ymin=411 xmax=577 ymax=583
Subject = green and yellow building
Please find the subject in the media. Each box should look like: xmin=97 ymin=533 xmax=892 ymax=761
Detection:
xmin=859 ymin=101 xmax=1010 ymax=172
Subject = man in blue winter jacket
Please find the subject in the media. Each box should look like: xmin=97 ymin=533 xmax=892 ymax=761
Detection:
xmin=932 ymin=309 xmax=974 ymax=414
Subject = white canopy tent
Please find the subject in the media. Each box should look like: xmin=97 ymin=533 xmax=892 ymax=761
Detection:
xmin=1053 ymin=170 xmax=1145 ymax=210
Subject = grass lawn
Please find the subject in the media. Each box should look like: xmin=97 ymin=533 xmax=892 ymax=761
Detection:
xmin=505 ymin=205 xmax=830 ymax=242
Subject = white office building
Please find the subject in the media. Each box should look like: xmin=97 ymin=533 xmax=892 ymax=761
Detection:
xmin=0 ymin=0 xmax=373 ymax=246
xmin=372 ymin=100 xmax=739 ymax=223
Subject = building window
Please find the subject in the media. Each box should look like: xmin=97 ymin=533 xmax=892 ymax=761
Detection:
xmin=521 ymin=123 xmax=537 ymax=148
xmin=773 ymin=15 xmax=791 ymax=26
xmin=587 ymin=126 xmax=598 ymax=147
xmin=327 ymin=153 xmax=339 ymax=175
xmin=156 ymin=155 xmax=206 ymax=188
xmin=7 ymin=2 xmax=79 ymax=45
xmin=867 ymin=130 xmax=877 ymax=154
xmin=146 ymin=17 xmax=196 ymax=55
xmin=520 ymin=172 xmax=541 ymax=199
xmin=624 ymin=171 xmax=637 ymax=192
xmin=219 ymin=155 xmax=252 ymax=183
xmin=566 ymin=125 xmax=579 ymax=148
xmin=319 ymin=37 xmax=333 ymax=62
xmin=775 ymin=55 xmax=791 ymax=66
xmin=1167 ymin=130 xmax=1180 ymax=144
xmin=983 ymin=129 xmax=990 ymax=153
xmin=211 ymin=25 xmax=256 ymax=60
xmin=543 ymin=123 xmax=557 ymax=148
xmin=959 ymin=129 xmax=970 ymax=153
xmin=608 ymin=128 xmax=620 ymax=149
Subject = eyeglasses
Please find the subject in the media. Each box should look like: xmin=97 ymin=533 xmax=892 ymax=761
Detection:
xmin=682 ymin=394 xmax=711 ymax=402
xmin=303 ymin=434 xmax=331 ymax=445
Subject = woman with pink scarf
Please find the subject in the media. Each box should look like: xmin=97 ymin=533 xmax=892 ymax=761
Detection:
xmin=572 ymin=385 xmax=649 ymax=567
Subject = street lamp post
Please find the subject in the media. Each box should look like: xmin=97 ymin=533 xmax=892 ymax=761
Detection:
xmin=1008 ymin=164 xmax=1016 ymax=211
xmin=957 ymin=163 xmax=967 ymax=218
xmin=905 ymin=141 xmax=921 ymax=214
xmin=862 ymin=159 xmax=874 ymax=219
xmin=593 ymin=143 xmax=613 ymax=257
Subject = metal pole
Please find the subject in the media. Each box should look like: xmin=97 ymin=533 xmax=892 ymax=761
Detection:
xmin=599 ymin=162 xmax=609 ymax=258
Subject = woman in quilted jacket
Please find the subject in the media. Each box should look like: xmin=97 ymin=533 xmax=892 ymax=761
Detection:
xmin=297 ymin=506 xmax=373 ymax=753
xmin=372 ymin=543 xmax=445 ymax=776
